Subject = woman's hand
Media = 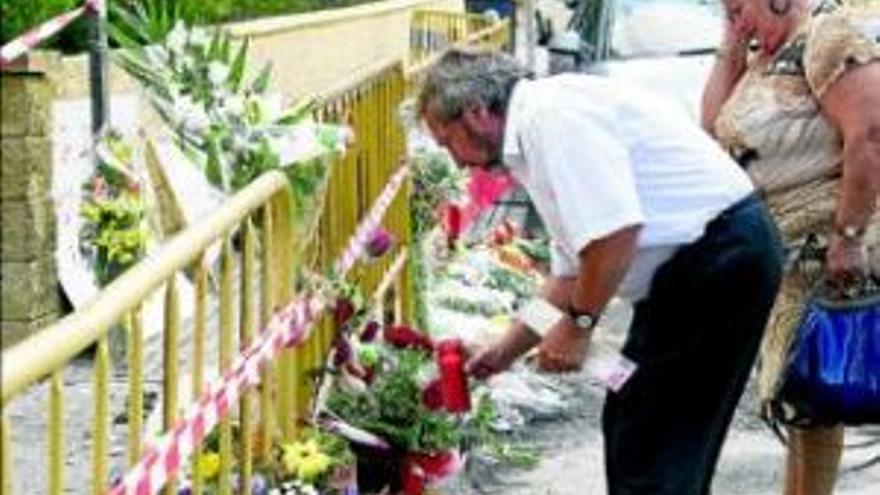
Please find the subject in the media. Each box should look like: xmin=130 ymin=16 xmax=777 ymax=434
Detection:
xmin=536 ymin=317 xmax=591 ymax=373
xmin=826 ymin=233 xmax=869 ymax=293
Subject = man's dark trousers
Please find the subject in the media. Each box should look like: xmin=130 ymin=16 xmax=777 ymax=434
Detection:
xmin=603 ymin=194 xmax=784 ymax=495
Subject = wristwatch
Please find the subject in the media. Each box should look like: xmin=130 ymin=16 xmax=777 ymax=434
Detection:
xmin=567 ymin=306 xmax=597 ymax=331
xmin=835 ymin=224 xmax=866 ymax=243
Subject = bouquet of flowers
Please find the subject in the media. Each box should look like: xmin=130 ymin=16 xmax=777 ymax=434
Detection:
xmin=110 ymin=10 xmax=350 ymax=223
xmin=80 ymin=132 xmax=151 ymax=285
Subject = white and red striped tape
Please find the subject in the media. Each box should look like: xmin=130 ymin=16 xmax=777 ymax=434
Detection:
xmin=108 ymin=165 xmax=409 ymax=495
xmin=0 ymin=0 xmax=102 ymax=69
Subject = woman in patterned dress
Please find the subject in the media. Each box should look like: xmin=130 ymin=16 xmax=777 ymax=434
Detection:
xmin=701 ymin=0 xmax=879 ymax=493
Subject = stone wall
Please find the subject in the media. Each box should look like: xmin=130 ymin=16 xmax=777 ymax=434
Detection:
xmin=1 ymin=55 xmax=61 ymax=348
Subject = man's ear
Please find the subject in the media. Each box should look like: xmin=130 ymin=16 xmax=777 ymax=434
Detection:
xmin=461 ymin=104 xmax=494 ymax=132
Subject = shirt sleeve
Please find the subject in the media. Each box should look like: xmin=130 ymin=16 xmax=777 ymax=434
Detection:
xmin=804 ymin=8 xmax=880 ymax=98
xmin=550 ymin=240 xmax=579 ymax=277
xmin=521 ymin=103 xmax=645 ymax=257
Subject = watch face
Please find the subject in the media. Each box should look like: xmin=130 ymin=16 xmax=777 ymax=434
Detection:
xmin=574 ymin=314 xmax=595 ymax=330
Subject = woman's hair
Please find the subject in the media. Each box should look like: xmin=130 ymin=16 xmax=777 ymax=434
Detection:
xmin=417 ymin=47 xmax=532 ymax=123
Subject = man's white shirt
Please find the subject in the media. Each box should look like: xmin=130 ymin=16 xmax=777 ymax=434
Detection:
xmin=502 ymin=74 xmax=754 ymax=301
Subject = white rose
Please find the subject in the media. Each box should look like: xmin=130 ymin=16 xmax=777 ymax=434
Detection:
xmin=183 ymin=106 xmax=211 ymax=134
xmin=225 ymin=95 xmax=245 ymax=117
xmin=207 ymin=61 xmax=230 ymax=87
xmin=188 ymin=28 xmax=208 ymax=48
xmin=166 ymin=21 xmax=188 ymax=55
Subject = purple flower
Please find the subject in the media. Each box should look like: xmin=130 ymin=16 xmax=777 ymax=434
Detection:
xmin=334 ymin=297 xmax=356 ymax=327
xmin=333 ymin=336 xmax=353 ymax=366
xmin=365 ymin=228 xmax=394 ymax=258
xmin=360 ymin=320 xmax=380 ymax=342
xmin=251 ymin=473 xmax=269 ymax=495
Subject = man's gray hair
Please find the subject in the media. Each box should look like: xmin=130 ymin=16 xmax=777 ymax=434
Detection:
xmin=417 ymin=47 xmax=532 ymax=123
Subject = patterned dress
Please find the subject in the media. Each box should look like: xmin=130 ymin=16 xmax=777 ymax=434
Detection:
xmin=712 ymin=0 xmax=880 ymax=417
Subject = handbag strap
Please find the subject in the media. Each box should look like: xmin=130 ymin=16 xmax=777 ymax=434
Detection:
xmin=810 ymin=275 xmax=880 ymax=310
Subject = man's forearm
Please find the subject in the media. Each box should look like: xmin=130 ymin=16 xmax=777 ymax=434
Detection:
xmin=569 ymin=225 xmax=641 ymax=318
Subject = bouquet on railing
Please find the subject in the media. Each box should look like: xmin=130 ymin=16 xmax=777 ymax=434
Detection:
xmin=80 ymin=131 xmax=151 ymax=285
xmin=109 ymin=4 xmax=350 ymax=213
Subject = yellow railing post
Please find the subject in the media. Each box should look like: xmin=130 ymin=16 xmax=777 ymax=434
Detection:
xmin=191 ymin=261 xmax=207 ymax=495
xmin=259 ymin=203 xmax=276 ymax=462
xmin=219 ymin=239 xmax=234 ymax=495
xmin=239 ymin=220 xmax=256 ymax=492
xmin=270 ymin=188 xmax=297 ymax=441
xmin=128 ymin=309 xmax=144 ymax=467
xmin=2 ymin=415 xmax=12 ymax=495
xmin=92 ymin=336 xmax=109 ymax=495
xmin=49 ymin=370 xmax=64 ymax=495
xmin=164 ymin=276 xmax=181 ymax=495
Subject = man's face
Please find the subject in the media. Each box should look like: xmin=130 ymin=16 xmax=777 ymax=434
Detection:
xmin=423 ymin=105 xmax=503 ymax=170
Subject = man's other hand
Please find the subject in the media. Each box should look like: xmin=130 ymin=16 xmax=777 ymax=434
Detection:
xmin=537 ymin=317 xmax=591 ymax=373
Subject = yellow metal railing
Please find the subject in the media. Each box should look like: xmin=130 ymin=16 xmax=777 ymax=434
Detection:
xmin=1 ymin=10 xmax=510 ymax=494
xmin=1 ymin=166 xmax=293 ymax=495
xmin=409 ymin=9 xmax=511 ymax=66
xmin=406 ymin=11 xmax=512 ymax=93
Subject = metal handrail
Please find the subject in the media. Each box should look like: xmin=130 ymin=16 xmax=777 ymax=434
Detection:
xmin=1 ymin=167 xmax=289 ymax=403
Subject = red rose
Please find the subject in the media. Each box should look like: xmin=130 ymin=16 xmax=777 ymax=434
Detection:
xmin=334 ymin=297 xmax=356 ymax=327
xmin=383 ymin=325 xmax=434 ymax=352
xmin=421 ymin=378 xmax=444 ymax=410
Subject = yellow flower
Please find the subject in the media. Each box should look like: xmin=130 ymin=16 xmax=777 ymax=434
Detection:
xmin=281 ymin=439 xmax=332 ymax=481
xmin=296 ymin=451 xmax=332 ymax=482
xmin=196 ymin=452 xmax=220 ymax=480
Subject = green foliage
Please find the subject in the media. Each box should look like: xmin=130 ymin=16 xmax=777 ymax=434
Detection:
xmin=326 ymin=349 xmax=462 ymax=453
xmin=108 ymin=0 xmax=185 ymax=48
xmin=463 ymin=395 xmax=539 ymax=467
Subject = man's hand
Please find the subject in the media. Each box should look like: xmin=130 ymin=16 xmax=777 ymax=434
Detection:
xmin=466 ymin=325 xmax=541 ymax=380
xmin=537 ymin=317 xmax=591 ymax=373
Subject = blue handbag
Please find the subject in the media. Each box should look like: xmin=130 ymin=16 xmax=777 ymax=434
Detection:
xmin=771 ymin=279 xmax=880 ymax=426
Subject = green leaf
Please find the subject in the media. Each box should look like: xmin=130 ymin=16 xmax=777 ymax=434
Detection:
xmin=207 ymin=29 xmax=222 ymax=60
xmin=250 ymin=62 xmax=273 ymax=95
xmin=275 ymin=96 xmax=317 ymax=126
xmin=205 ymin=136 xmax=224 ymax=187
xmin=227 ymin=37 xmax=249 ymax=92
xmin=159 ymin=0 xmax=169 ymax=38
xmin=220 ymin=34 xmax=232 ymax=64
xmin=106 ymin=22 xmax=141 ymax=51
xmin=109 ymin=2 xmax=152 ymax=45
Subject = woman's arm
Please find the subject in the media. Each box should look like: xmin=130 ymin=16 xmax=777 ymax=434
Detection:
xmin=700 ymin=30 xmax=749 ymax=134
xmin=819 ymin=61 xmax=880 ymax=283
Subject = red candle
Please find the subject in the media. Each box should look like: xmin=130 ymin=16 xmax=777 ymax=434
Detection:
xmin=436 ymin=339 xmax=471 ymax=413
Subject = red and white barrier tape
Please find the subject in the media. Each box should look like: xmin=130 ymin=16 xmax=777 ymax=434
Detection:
xmin=108 ymin=165 xmax=409 ymax=495
xmin=0 ymin=0 xmax=102 ymax=69
xmin=334 ymin=165 xmax=409 ymax=274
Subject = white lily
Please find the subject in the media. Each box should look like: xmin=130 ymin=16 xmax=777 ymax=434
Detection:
xmin=207 ymin=61 xmax=230 ymax=87
xmin=166 ymin=21 xmax=188 ymax=55
xmin=188 ymin=27 xmax=208 ymax=48
xmin=183 ymin=106 xmax=211 ymax=134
